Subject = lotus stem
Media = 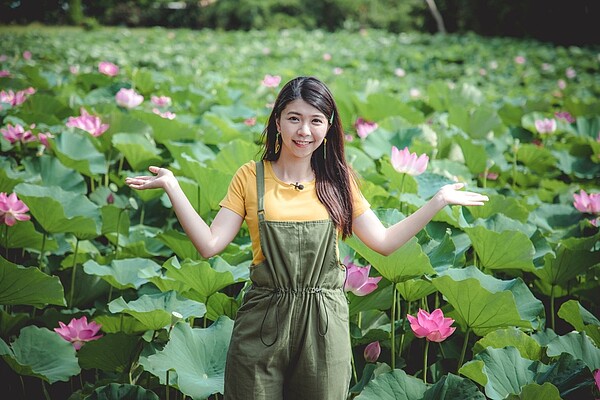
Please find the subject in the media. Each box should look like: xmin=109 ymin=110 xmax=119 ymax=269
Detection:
xmin=423 ymin=339 xmax=430 ymax=383
xmin=550 ymin=284 xmax=555 ymax=331
xmin=350 ymin=341 xmax=358 ymax=385
xmin=4 ymin=224 xmax=8 ymax=259
xmin=391 ymin=284 xmax=397 ymax=369
xmin=68 ymin=237 xmax=80 ymax=307
xmin=399 ymin=173 xmax=406 ymax=214
xmin=166 ymin=370 xmax=170 ymax=400
xmin=38 ymin=232 xmax=47 ymax=272
xmin=41 ymin=378 xmax=51 ymax=400
xmin=115 ymin=209 xmax=124 ymax=259
xmin=457 ymin=327 xmax=471 ymax=371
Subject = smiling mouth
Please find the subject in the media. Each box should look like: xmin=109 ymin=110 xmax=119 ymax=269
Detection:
xmin=293 ymin=140 xmax=313 ymax=145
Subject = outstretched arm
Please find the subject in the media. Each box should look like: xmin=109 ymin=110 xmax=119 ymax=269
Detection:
xmin=352 ymin=183 xmax=488 ymax=256
xmin=125 ymin=166 xmax=243 ymax=258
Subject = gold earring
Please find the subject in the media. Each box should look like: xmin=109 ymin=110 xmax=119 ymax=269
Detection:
xmin=275 ymin=132 xmax=281 ymax=154
xmin=323 ymin=137 xmax=327 ymax=159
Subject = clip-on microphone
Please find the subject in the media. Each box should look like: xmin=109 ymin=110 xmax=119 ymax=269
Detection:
xmin=291 ymin=182 xmax=304 ymax=191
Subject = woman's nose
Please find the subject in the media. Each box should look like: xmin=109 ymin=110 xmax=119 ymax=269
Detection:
xmin=297 ymin=122 xmax=311 ymax=136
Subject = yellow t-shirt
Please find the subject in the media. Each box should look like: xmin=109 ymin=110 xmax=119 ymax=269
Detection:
xmin=219 ymin=160 xmax=370 ymax=265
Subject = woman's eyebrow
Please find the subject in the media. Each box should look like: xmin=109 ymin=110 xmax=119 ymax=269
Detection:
xmin=286 ymin=110 xmax=325 ymax=118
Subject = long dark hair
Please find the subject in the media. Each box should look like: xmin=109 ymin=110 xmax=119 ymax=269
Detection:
xmin=260 ymin=76 xmax=356 ymax=238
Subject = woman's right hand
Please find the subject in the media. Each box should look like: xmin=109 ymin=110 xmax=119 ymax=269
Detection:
xmin=125 ymin=166 xmax=176 ymax=191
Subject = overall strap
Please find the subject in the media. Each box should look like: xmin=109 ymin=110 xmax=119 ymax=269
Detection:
xmin=256 ymin=160 xmax=265 ymax=221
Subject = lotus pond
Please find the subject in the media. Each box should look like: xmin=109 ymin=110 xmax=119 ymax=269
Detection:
xmin=0 ymin=26 xmax=599 ymax=399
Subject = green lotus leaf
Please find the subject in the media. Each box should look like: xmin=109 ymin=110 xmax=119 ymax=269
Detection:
xmin=459 ymin=347 xmax=550 ymax=400
xmin=557 ymin=300 xmax=600 ymax=347
xmin=0 ymin=325 xmax=80 ymax=383
xmin=14 ymin=182 xmax=101 ymax=239
xmin=396 ymin=278 xmax=436 ymax=302
xmin=346 ymin=146 xmax=376 ymax=173
xmin=362 ymin=128 xmax=394 ymax=160
xmin=100 ymin=205 xmax=130 ymax=236
xmin=139 ymin=316 xmax=234 ymax=399
xmin=0 ymin=219 xmax=57 ymax=251
xmin=517 ymin=144 xmax=558 ymax=175
xmin=131 ymin=68 xmax=156 ymax=94
xmin=534 ymin=235 xmax=600 ymax=289
xmin=448 ymin=103 xmax=503 ymax=139
xmin=454 ymin=135 xmax=487 ymax=175
xmin=504 ymin=382 xmax=561 ymax=400
xmin=83 ymin=258 xmax=162 ymax=290
xmin=109 ymin=225 xmax=171 ymax=258
xmin=49 ymin=130 xmax=106 ymax=177
xmin=85 ymin=383 xmax=159 ymax=400
xmin=348 ymin=283 xmax=393 ymax=316
xmin=464 ymin=226 xmax=536 ymax=272
xmin=93 ymin=314 xmax=148 ymax=335
xmin=552 ymin=148 xmax=600 ymax=179
xmin=535 ymin=352 xmax=590 ymax=397
xmin=0 ymin=309 xmax=29 ymax=338
xmin=209 ymin=139 xmax=260 ymax=176
xmin=467 ymin=194 xmax=529 ymax=223
xmin=361 ymin=93 xmax=425 ymax=124
xmin=112 ymin=133 xmax=162 ymax=172
xmin=22 ymin=155 xmax=87 ymax=193
xmin=161 ymin=257 xmax=238 ymax=303
xmin=164 ymin=140 xmax=215 ymax=165
xmin=133 ymin=111 xmax=198 ymax=143
xmin=176 ymin=159 xmax=232 ymax=212
xmin=205 ymin=292 xmax=239 ymax=321
xmin=200 ymin=112 xmax=244 ymax=145
xmin=355 ymin=368 xmax=428 ymax=400
xmin=108 ymin=291 xmax=206 ymax=331
xmin=433 ymin=266 xmax=544 ymax=336
xmin=157 ymin=229 xmax=201 ymax=260
xmin=77 ymin=333 xmax=141 ymax=372
xmin=546 ymin=331 xmax=600 ymax=371
xmin=422 ymin=373 xmax=485 ymax=400
xmin=0 ymin=256 xmax=66 ymax=307
xmin=424 ymin=231 xmax=457 ymax=272
xmin=473 ymin=327 xmax=543 ymax=360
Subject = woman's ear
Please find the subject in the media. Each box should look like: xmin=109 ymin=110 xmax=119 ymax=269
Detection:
xmin=275 ymin=118 xmax=281 ymax=132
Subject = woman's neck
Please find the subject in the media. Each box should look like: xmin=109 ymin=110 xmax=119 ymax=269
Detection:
xmin=271 ymin=158 xmax=314 ymax=183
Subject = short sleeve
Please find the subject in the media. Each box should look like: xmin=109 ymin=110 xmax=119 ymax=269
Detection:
xmin=351 ymin=177 xmax=370 ymax=219
xmin=219 ymin=162 xmax=254 ymax=218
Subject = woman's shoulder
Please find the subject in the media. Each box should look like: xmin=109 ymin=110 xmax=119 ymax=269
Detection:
xmin=234 ymin=160 xmax=258 ymax=178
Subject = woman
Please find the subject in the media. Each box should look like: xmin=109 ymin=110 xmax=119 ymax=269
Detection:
xmin=125 ymin=76 xmax=488 ymax=399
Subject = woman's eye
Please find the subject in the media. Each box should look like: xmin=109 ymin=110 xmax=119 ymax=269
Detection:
xmin=313 ymin=119 xmax=324 ymax=124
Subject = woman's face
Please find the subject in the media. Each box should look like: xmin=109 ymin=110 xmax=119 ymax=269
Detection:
xmin=275 ymin=99 xmax=329 ymax=161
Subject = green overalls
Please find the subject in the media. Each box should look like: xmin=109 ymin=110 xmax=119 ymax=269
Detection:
xmin=224 ymin=161 xmax=351 ymax=400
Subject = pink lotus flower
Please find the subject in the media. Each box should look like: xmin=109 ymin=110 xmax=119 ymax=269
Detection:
xmin=22 ymin=51 xmax=32 ymax=61
xmin=554 ymin=111 xmax=575 ymax=124
xmin=395 ymin=67 xmax=406 ymax=77
xmin=364 ymin=341 xmax=381 ymax=363
xmin=573 ymin=190 xmax=600 ymax=214
xmin=151 ymin=95 xmax=172 ymax=107
xmin=565 ymin=67 xmax=576 ymax=79
xmin=354 ymin=117 xmax=378 ymax=139
xmin=115 ymin=88 xmax=144 ymax=109
xmin=514 ymin=55 xmax=526 ymax=64
xmin=0 ymin=54 xmax=7 ymax=62
xmin=534 ymin=118 xmax=557 ymax=134
xmin=244 ymin=117 xmax=256 ymax=126
xmin=98 ymin=61 xmax=119 ymax=77
xmin=407 ymin=308 xmax=456 ymax=342
xmin=152 ymin=108 xmax=176 ymax=120
xmin=323 ymin=53 xmax=332 ymax=61
xmin=594 ymin=369 xmax=600 ymax=396
xmin=69 ymin=65 xmax=79 ymax=75
xmin=261 ymin=74 xmax=281 ymax=88
xmin=590 ymin=217 xmax=599 ymax=227
xmin=0 ymin=70 xmax=10 ymax=78
xmin=391 ymin=146 xmax=429 ymax=176
xmin=66 ymin=108 xmax=109 ymax=137
xmin=409 ymin=88 xmax=421 ymax=98
xmin=0 ymin=123 xmax=36 ymax=144
xmin=344 ymin=259 xmax=382 ymax=296
xmin=0 ymin=87 xmax=35 ymax=106
xmin=558 ymin=79 xmax=567 ymax=90
xmin=333 ymin=67 xmax=344 ymax=75
xmin=0 ymin=192 xmax=31 ymax=226
xmin=38 ymin=132 xmax=55 ymax=147
xmin=54 ymin=316 xmax=103 ymax=350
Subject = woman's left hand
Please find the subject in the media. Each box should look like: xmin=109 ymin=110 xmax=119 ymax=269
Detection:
xmin=437 ymin=183 xmax=489 ymax=206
